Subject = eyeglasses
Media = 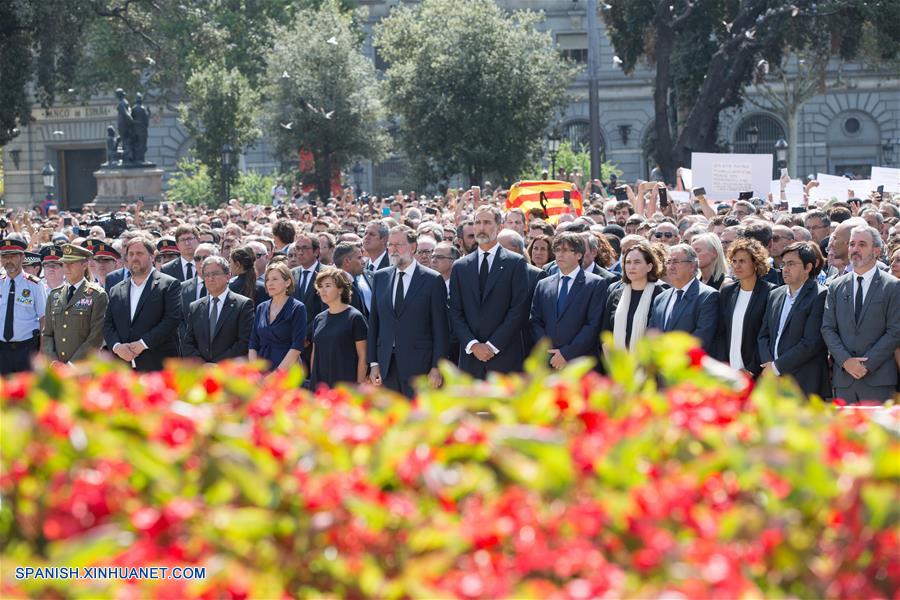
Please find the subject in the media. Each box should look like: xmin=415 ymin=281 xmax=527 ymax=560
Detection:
xmin=665 ymin=259 xmax=693 ymax=266
xmin=781 ymin=260 xmax=803 ymax=269
xmin=255 ymin=253 xmax=267 ymax=259
xmin=202 ymin=271 xmax=226 ymax=278
xmin=654 ymin=232 xmax=675 ymax=239
xmin=416 ymin=249 xmax=433 ymax=256
xmin=386 ymin=242 xmax=409 ymax=249
xmin=432 ymin=255 xmax=453 ymax=261
xmin=177 ymin=236 xmax=198 ymax=244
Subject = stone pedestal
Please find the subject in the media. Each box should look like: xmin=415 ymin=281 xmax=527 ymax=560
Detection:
xmin=93 ymin=167 xmax=165 ymax=209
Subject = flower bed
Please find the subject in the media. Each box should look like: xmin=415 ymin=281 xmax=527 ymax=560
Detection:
xmin=1 ymin=333 xmax=897 ymax=599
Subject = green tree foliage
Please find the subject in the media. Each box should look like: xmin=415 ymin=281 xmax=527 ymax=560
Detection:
xmin=603 ymin=0 xmax=898 ymax=183
xmin=180 ymin=63 xmax=261 ymax=203
xmin=265 ymin=0 xmax=388 ymax=201
xmin=519 ymin=142 xmax=622 ymax=184
xmin=165 ymin=159 xmax=215 ymax=207
xmin=232 ymin=170 xmax=279 ymax=206
xmin=375 ymin=0 xmax=577 ymax=186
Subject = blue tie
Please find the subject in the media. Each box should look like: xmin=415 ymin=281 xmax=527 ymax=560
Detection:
xmin=666 ymin=289 xmax=684 ymax=329
xmin=557 ymin=275 xmax=570 ymax=315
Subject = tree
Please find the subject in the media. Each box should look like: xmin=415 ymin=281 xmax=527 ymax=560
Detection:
xmin=375 ymin=0 xmax=577 ymax=186
xmin=265 ymin=0 xmax=388 ymax=201
xmin=603 ymin=0 xmax=898 ymax=183
xmin=180 ymin=63 xmax=261 ymax=204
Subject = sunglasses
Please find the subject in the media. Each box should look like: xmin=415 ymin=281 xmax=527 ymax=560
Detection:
xmin=654 ymin=232 xmax=675 ymax=239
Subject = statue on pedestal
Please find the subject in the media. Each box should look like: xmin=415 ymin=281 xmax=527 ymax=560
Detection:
xmin=102 ymin=88 xmax=155 ymax=168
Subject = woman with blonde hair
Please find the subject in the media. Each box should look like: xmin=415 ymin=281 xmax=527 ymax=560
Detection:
xmin=691 ymin=233 xmax=728 ymax=290
xmin=249 ymin=262 xmax=306 ymax=372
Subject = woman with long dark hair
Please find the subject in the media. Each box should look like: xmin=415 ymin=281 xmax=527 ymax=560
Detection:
xmin=602 ymin=242 xmax=668 ymax=351
xmin=229 ymin=246 xmax=268 ymax=306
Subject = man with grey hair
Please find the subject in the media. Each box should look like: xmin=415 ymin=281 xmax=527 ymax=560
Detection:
xmin=648 ymin=244 xmax=719 ymax=352
xmin=363 ymin=219 xmax=390 ymax=271
xmin=822 ymin=225 xmax=900 ymax=402
xmin=181 ymin=255 xmax=254 ymax=363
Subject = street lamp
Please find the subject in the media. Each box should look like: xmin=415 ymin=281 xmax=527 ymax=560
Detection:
xmin=351 ymin=161 xmax=364 ymax=196
xmin=746 ymin=123 xmax=759 ymax=154
xmin=883 ymin=140 xmax=895 ymax=165
xmin=221 ymin=143 xmax=233 ymax=203
xmin=774 ymin=138 xmax=788 ymax=171
xmin=41 ymin=161 xmax=56 ymax=200
xmin=547 ymin=129 xmax=561 ymax=180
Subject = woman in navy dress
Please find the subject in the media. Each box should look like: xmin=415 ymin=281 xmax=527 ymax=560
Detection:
xmin=249 ymin=262 xmax=306 ymax=372
xmin=309 ymin=267 xmax=368 ymax=389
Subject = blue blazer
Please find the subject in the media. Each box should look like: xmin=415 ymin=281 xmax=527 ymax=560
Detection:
xmin=248 ymin=297 xmax=307 ymax=370
xmin=648 ymin=278 xmax=719 ymax=352
xmin=529 ymin=268 xmax=607 ymax=361
xmin=367 ymin=263 xmax=449 ymax=380
xmin=448 ymin=245 xmax=530 ymax=377
xmin=104 ymin=268 xmax=127 ymax=293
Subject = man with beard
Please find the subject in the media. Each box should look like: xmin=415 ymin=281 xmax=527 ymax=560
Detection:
xmin=104 ymin=236 xmax=182 ymax=371
xmin=822 ymin=226 xmax=900 ymax=402
xmin=449 ymin=206 xmax=530 ymax=378
xmin=368 ymin=226 xmax=448 ymax=397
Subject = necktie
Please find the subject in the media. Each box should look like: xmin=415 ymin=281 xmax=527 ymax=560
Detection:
xmin=299 ymin=271 xmax=309 ymax=296
xmin=198 ymin=283 xmax=207 ymax=300
xmin=854 ymin=276 xmax=864 ymax=322
xmin=666 ymin=289 xmax=684 ymax=329
xmin=186 ymin=262 xmax=193 ymax=280
xmin=210 ymin=296 xmax=220 ymax=337
xmin=557 ymin=275 xmax=570 ymax=315
xmin=479 ymin=251 xmax=490 ymax=297
xmin=3 ymin=279 xmax=14 ymax=341
xmin=367 ymin=262 xmax=374 ymax=272
xmin=66 ymin=284 xmax=76 ymax=305
xmin=394 ymin=271 xmax=405 ymax=310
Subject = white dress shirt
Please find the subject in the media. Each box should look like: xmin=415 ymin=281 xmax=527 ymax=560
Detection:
xmin=180 ymin=257 xmax=194 ymax=279
xmin=852 ymin=264 xmax=877 ymax=308
xmin=391 ymin=261 xmax=416 ymax=308
xmin=297 ymin=262 xmax=319 ymax=296
xmin=664 ymin=280 xmax=694 ymax=326
xmin=208 ymin=288 xmax=229 ymax=323
xmin=557 ymin=266 xmax=581 ymax=295
xmin=773 ymin=284 xmax=802 ymax=370
xmin=369 ymin=251 xmax=387 ymax=271
xmin=729 ymin=289 xmax=752 ymax=370
xmin=129 ymin=270 xmax=153 ymax=321
xmin=350 ymin=270 xmax=372 ymax=311
xmin=466 ymin=244 xmax=501 ymax=356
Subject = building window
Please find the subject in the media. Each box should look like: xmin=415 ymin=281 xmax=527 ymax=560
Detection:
xmin=563 ymin=120 xmax=605 ymax=161
xmin=842 ymin=117 xmax=861 ymax=136
xmin=733 ymin=114 xmax=786 ymax=155
xmin=557 ymin=33 xmax=588 ymax=64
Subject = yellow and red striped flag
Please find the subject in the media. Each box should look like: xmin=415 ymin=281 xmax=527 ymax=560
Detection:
xmin=505 ymin=180 xmax=583 ymax=223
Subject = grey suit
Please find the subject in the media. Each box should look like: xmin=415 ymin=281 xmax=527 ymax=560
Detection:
xmin=821 ymin=269 xmax=900 ymax=402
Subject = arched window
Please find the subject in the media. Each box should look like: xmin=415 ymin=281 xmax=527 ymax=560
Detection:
xmin=563 ymin=120 xmax=605 ymax=162
xmin=733 ymin=114 xmax=787 ymax=156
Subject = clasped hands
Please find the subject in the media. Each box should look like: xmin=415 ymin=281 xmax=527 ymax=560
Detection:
xmin=114 ymin=341 xmax=147 ymax=362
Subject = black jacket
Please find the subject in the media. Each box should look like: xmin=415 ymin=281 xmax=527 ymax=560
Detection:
xmin=714 ymin=278 xmax=774 ymax=376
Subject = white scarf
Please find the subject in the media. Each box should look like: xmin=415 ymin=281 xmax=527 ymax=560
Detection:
xmin=613 ymin=281 xmax=658 ymax=350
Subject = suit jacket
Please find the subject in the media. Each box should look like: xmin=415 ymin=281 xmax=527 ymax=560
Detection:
xmin=182 ymin=290 xmax=254 ymax=363
xmin=104 ymin=268 xmax=127 ymax=293
xmin=291 ymin=263 xmax=325 ymax=335
xmin=367 ymin=263 xmax=449 ymax=380
xmin=103 ymin=269 xmax=182 ymax=371
xmin=349 ymin=269 xmax=374 ymax=319
xmin=714 ymin=279 xmax=774 ymax=376
xmin=178 ymin=278 xmax=207 ymax=352
xmin=648 ymin=278 xmax=719 ymax=352
xmin=369 ymin=253 xmax=390 ymax=272
xmin=448 ymin=245 xmax=531 ymax=377
xmin=161 ymin=257 xmax=189 ymax=282
xmin=762 ymin=267 xmax=784 ymax=287
xmin=529 ymin=268 xmax=607 ymax=361
xmin=821 ymin=269 xmax=900 ymax=392
xmin=42 ymin=280 xmax=109 ymax=362
xmin=522 ymin=263 xmax=550 ymax=356
xmin=758 ymin=278 xmax=829 ymax=397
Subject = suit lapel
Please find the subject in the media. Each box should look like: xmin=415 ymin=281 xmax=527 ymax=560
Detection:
xmin=783 ymin=279 xmax=814 ymax=332
xmin=558 ymin=270 xmax=586 ymax=318
xmin=196 ymin=296 xmax=211 ymax=344
xmin=213 ymin=293 xmax=235 ymax=339
xmin=856 ymin=270 xmax=882 ymax=327
xmin=398 ymin=265 xmax=426 ymax=316
xmin=667 ymin=280 xmax=696 ymax=331
xmin=131 ymin=272 xmax=156 ymax=323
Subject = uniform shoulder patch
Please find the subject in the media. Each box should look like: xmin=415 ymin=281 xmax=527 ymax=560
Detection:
xmin=24 ymin=273 xmax=41 ymax=283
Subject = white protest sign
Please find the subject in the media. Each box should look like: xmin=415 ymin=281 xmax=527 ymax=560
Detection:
xmin=871 ymin=166 xmax=900 ymax=193
xmin=692 ymin=153 xmax=773 ymax=200
xmin=678 ymin=168 xmax=693 ymax=189
xmin=669 ymin=191 xmax=690 ymax=204
xmin=770 ymin=180 xmax=780 ymax=198
xmin=785 ymin=180 xmax=804 ymax=209
xmin=816 ymin=173 xmax=849 ymax=186
xmin=814 ymin=173 xmax=851 ymax=202
xmin=847 ymin=179 xmax=874 ymax=196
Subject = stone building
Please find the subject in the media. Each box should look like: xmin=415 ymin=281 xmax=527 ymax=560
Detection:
xmin=1 ymin=0 xmax=897 ymax=209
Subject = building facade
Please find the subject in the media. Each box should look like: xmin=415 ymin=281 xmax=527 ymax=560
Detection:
xmin=2 ymin=0 xmax=897 ymax=209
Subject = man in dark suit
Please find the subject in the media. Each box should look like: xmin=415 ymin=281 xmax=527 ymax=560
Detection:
xmin=498 ymin=229 xmax=548 ymax=357
xmin=104 ymin=266 xmax=127 ymax=293
xmin=822 ymin=226 xmax=900 ymax=402
xmin=529 ymin=232 xmax=607 ymax=368
xmin=104 ymin=237 xmax=182 ymax=371
xmin=160 ymin=224 xmax=200 ymax=282
xmin=363 ymin=220 xmax=391 ymax=272
xmin=290 ymin=233 xmax=324 ymax=365
xmin=334 ymin=242 xmax=373 ymax=319
xmin=178 ymin=244 xmax=214 ymax=353
xmin=182 ymin=256 xmax=254 ymax=363
xmin=368 ymin=226 xmax=449 ymax=397
xmin=758 ymin=242 xmax=829 ymax=397
xmin=449 ymin=206 xmax=530 ymax=378
xmin=648 ymin=244 xmax=719 ymax=352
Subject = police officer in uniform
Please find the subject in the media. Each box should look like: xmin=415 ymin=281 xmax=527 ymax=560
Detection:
xmin=42 ymin=244 xmax=109 ymax=365
xmin=40 ymin=245 xmax=66 ymax=294
xmin=1 ymin=238 xmax=47 ymax=374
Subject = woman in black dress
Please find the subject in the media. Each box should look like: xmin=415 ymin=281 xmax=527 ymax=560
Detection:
xmin=229 ymin=246 xmax=269 ymax=306
xmin=603 ymin=241 xmax=668 ymax=351
xmin=309 ymin=267 xmax=368 ymax=389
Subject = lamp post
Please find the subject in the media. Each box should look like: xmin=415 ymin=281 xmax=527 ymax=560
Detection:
xmin=747 ymin=123 xmax=760 ymax=154
xmin=351 ymin=161 xmax=364 ymax=196
xmin=883 ymin=140 xmax=895 ymax=165
xmin=42 ymin=161 xmax=56 ymax=202
xmin=775 ymin=138 xmax=788 ymax=172
xmin=547 ymin=130 xmax=561 ymax=180
xmin=221 ymin=143 xmax=233 ymax=203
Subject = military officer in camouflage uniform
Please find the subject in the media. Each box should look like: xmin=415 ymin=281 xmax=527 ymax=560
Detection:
xmin=42 ymin=244 xmax=109 ymax=365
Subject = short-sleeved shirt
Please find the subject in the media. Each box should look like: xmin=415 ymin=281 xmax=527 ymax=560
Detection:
xmin=1 ymin=272 xmax=47 ymax=341
xmin=310 ymin=306 xmax=368 ymax=388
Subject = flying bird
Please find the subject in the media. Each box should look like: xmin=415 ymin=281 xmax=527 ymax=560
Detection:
xmin=791 ymin=5 xmax=800 ymax=16
xmin=280 ymin=122 xmax=293 ymax=130
xmin=145 ymin=56 xmax=156 ymax=66
xmin=67 ymin=88 xmax=75 ymax=93
xmin=281 ymin=70 xmax=291 ymax=79
xmin=723 ymin=21 xmax=733 ymax=33
xmin=323 ymin=110 xmax=334 ymax=120
xmin=612 ymin=55 xmax=623 ymax=67
xmin=745 ymin=28 xmax=756 ymax=40
xmin=52 ymin=130 xmax=64 ymax=136
xmin=326 ymin=36 xmax=338 ymax=45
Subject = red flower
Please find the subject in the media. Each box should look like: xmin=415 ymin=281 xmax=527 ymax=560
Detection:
xmin=154 ymin=411 xmax=196 ymax=448
xmin=202 ymin=375 xmax=221 ymax=395
xmin=38 ymin=401 xmax=73 ymax=437
xmin=687 ymin=346 xmax=706 ymax=368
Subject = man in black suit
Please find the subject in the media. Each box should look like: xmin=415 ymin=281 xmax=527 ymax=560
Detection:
xmin=160 ymin=224 xmax=200 ymax=282
xmin=368 ymin=226 xmax=448 ymax=397
xmin=104 ymin=236 xmax=182 ymax=371
xmin=178 ymin=244 xmax=214 ymax=353
xmin=822 ymin=226 xmax=900 ymax=402
xmin=648 ymin=244 xmax=719 ymax=352
xmin=758 ymin=242 xmax=829 ymax=398
xmin=363 ymin=220 xmax=390 ymax=272
xmin=334 ymin=242 xmax=373 ymax=319
xmin=498 ymin=228 xmax=548 ymax=357
xmin=449 ymin=206 xmax=530 ymax=378
xmin=529 ymin=232 xmax=607 ymax=368
xmin=182 ymin=256 xmax=254 ymax=363
xmin=290 ymin=233 xmax=324 ymax=365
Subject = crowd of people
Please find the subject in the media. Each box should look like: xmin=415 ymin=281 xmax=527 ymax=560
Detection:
xmin=1 ymin=172 xmax=898 ymax=402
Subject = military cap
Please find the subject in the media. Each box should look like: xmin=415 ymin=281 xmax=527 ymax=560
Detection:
xmin=60 ymin=243 xmax=93 ymax=263
xmin=82 ymin=238 xmax=121 ymax=260
xmin=23 ymin=251 xmax=42 ymax=266
xmin=157 ymin=238 xmax=179 ymax=254
xmin=41 ymin=245 xmax=64 ymax=262
xmin=0 ymin=238 xmax=27 ymax=254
